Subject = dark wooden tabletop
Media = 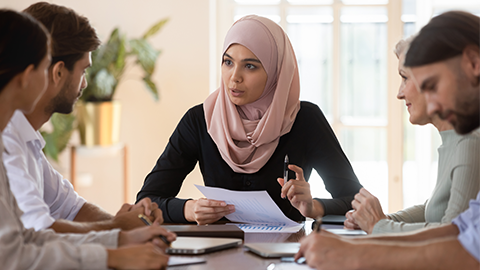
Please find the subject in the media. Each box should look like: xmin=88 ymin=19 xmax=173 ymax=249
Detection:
xmin=167 ymin=221 xmax=313 ymax=270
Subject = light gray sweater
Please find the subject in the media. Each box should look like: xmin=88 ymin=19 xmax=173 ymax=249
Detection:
xmin=373 ymin=129 xmax=480 ymax=234
xmin=0 ymin=135 xmax=119 ymax=270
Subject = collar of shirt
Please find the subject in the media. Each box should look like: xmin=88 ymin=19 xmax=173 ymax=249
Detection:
xmin=10 ymin=110 xmax=45 ymax=156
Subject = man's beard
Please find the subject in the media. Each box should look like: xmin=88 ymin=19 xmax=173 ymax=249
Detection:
xmin=448 ymin=74 xmax=480 ymax=134
xmin=450 ymin=109 xmax=480 ymax=134
xmin=45 ymin=78 xmax=76 ymax=115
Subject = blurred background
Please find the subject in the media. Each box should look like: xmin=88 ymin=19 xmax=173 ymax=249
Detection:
xmin=2 ymin=0 xmax=479 ymax=215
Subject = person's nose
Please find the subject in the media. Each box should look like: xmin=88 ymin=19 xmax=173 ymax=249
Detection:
xmin=426 ymin=96 xmax=441 ymax=117
xmin=231 ymin=67 xmax=242 ymax=84
xmin=81 ymin=75 xmax=88 ymax=90
xmin=397 ymin=85 xmax=405 ymax=100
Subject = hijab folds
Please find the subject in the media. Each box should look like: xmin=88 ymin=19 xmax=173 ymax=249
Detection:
xmin=203 ymin=15 xmax=300 ymax=174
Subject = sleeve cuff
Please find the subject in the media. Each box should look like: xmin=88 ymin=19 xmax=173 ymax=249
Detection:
xmin=166 ymin=198 xmax=190 ymax=223
xmin=25 ymin=212 xmax=56 ymax=231
xmin=317 ymin=196 xmax=353 ymax=216
xmin=372 ymin=219 xmax=391 ymax=234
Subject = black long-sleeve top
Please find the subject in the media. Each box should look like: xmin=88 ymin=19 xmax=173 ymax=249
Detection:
xmin=137 ymin=101 xmax=362 ymax=223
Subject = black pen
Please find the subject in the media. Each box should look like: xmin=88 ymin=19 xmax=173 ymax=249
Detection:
xmin=138 ymin=214 xmax=171 ymax=246
xmin=284 ymin=154 xmax=289 ymax=184
xmin=313 ymin=217 xmax=322 ymax=233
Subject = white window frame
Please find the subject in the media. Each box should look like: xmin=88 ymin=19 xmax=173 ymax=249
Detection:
xmin=212 ymin=0 xmax=405 ymax=212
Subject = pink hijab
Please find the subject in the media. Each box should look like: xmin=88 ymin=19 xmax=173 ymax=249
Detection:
xmin=203 ymin=15 xmax=300 ymax=174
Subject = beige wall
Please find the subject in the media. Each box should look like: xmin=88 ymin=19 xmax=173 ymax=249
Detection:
xmin=2 ymin=0 xmax=210 ymax=213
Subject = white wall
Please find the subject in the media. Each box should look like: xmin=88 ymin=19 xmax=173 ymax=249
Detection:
xmin=1 ymin=0 xmax=210 ymax=213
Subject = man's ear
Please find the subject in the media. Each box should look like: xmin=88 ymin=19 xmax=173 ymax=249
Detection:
xmin=463 ymin=45 xmax=480 ymax=77
xmin=51 ymin=61 xmax=66 ymax=86
xmin=20 ymin=64 xmax=35 ymax=89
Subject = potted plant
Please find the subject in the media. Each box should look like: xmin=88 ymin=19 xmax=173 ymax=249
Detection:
xmin=41 ymin=18 xmax=168 ymax=161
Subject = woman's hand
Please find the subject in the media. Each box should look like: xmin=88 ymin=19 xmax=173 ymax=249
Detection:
xmin=277 ymin=164 xmax=324 ymax=218
xmin=184 ymin=198 xmax=235 ymax=225
xmin=344 ymin=210 xmax=361 ymax=230
xmin=349 ymin=188 xmax=387 ymax=234
xmin=118 ymin=223 xmax=176 ymax=250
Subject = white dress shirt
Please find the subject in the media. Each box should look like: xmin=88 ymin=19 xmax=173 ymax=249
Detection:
xmin=2 ymin=110 xmax=86 ymax=230
xmin=0 ymin=132 xmax=118 ymax=270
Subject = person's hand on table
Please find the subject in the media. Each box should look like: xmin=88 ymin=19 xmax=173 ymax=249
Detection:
xmin=118 ymin=223 xmax=176 ymax=250
xmin=131 ymin=197 xmax=164 ymax=224
xmin=295 ymin=230 xmax=358 ymax=270
xmin=112 ymin=200 xmax=163 ymax=231
xmin=349 ymin=188 xmax=387 ymax=234
xmin=344 ymin=210 xmax=361 ymax=230
xmin=184 ymin=198 xmax=235 ymax=225
xmin=277 ymin=164 xmax=324 ymax=218
xmin=107 ymin=243 xmax=169 ymax=270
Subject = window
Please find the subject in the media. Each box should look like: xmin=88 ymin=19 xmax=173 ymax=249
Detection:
xmin=400 ymin=0 xmax=480 ymax=208
xmin=214 ymin=0 xmax=480 ymax=212
xmin=217 ymin=0 xmax=397 ymax=211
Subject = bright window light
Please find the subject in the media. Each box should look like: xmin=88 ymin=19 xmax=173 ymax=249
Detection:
xmin=288 ymin=0 xmax=333 ymax=4
xmin=235 ymin=0 xmax=280 ymax=4
xmin=342 ymin=0 xmax=389 ymax=5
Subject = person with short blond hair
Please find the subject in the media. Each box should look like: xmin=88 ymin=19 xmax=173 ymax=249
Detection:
xmin=296 ymin=10 xmax=480 ymax=270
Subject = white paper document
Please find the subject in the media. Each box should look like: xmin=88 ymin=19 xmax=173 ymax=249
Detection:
xmin=168 ymin=256 xmax=205 ymax=267
xmin=196 ymin=185 xmax=303 ymax=233
xmin=267 ymin=262 xmax=315 ymax=270
xmin=321 ymin=224 xmax=367 ymax=236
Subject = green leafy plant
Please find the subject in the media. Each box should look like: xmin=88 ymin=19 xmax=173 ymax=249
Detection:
xmin=41 ymin=113 xmax=75 ymax=161
xmin=42 ymin=18 xmax=168 ymax=161
xmin=82 ymin=18 xmax=168 ymax=101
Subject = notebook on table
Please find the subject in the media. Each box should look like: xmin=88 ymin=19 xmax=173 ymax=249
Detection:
xmin=162 ymin=224 xmax=244 ymax=239
xmin=244 ymin=243 xmax=300 ymax=258
xmin=320 ymin=215 xmax=347 ymax=225
xmin=166 ymin=237 xmax=242 ymax=255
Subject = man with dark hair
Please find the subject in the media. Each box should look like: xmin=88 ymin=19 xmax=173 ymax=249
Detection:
xmin=295 ymin=11 xmax=480 ymax=270
xmin=2 ymin=1 xmax=162 ymax=233
xmin=405 ymin=10 xmax=480 ymax=135
xmin=0 ymin=8 xmax=173 ymax=270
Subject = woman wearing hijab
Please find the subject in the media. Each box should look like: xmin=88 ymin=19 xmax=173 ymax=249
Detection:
xmin=344 ymin=38 xmax=480 ymax=234
xmin=137 ymin=15 xmax=362 ymax=224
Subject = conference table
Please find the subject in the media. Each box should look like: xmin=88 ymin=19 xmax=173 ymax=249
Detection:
xmin=167 ymin=220 xmax=315 ymax=270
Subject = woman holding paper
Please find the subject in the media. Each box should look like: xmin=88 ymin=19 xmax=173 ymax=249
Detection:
xmin=137 ymin=15 xmax=362 ymax=224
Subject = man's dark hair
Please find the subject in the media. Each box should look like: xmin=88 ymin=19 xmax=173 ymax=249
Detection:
xmin=0 ymin=9 xmax=50 ymax=92
xmin=24 ymin=2 xmax=101 ymax=71
xmin=405 ymin=11 xmax=480 ymax=67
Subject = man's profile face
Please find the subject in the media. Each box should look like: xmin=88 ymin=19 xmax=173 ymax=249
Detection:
xmin=410 ymin=55 xmax=480 ymax=134
xmin=49 ymin=52 xmax=92 ymax=114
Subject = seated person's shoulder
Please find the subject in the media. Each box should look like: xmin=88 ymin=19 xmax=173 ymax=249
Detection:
xmin=457 ymin=128 xmax=480 ymax=146
xmin=184 ymin=104 xmax=205 ymax=118
xmin=297 ymin=101 xmax=326 ymax=120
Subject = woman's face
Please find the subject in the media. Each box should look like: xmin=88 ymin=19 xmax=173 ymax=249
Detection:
xmin=397 ymin=54 xmax=431 ymax=125
xmin=222 ymin=44 xmax=268 ymax=106
xmin=22 ymin=53 xmax=51 ymax=113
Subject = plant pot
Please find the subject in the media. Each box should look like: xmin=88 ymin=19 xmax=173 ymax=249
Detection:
xmin=77 ymin=101 xmax=121 ymax=146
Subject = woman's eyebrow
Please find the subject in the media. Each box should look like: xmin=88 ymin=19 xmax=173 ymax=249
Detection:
xmin=242 ymin=58 xmax=261 ymax=63
xmin=223 ymin=53 xmax=261 ymax=64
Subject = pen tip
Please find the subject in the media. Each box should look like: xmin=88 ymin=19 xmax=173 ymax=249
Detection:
xmin=285 ymin=154 xmax=288 ymax=162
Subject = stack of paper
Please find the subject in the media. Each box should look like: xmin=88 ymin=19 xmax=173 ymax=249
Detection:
xmin=196 ymin=185 xmax=303 ymax=233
